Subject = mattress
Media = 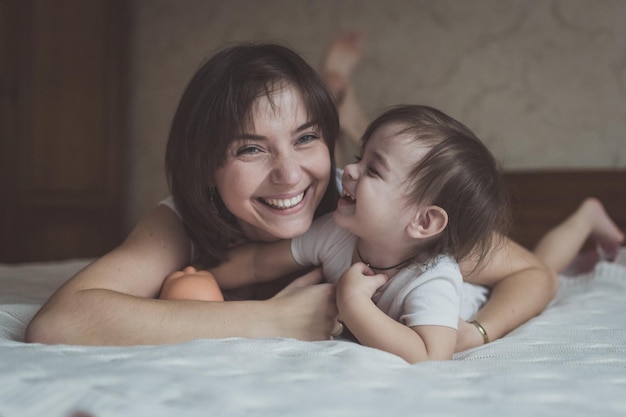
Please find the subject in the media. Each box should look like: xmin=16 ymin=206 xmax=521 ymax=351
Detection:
xmin=1 ymin=251 xmax=626 ymax=417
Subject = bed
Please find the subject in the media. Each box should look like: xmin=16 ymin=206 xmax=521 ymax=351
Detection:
xmin=1 ymin=170 xmax=626 ymax=417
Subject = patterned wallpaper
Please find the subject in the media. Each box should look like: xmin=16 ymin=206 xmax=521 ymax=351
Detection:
xmin=127 ymin=0 xmax=626 ymax=224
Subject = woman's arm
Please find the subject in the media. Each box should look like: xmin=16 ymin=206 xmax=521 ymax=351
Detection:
xmin=25 ymin=205 xmax=338 ymax=345
xmin=211 ymin=239 xmax=305 ymax=289
xmin=160 ymin=239 xmax=304 ymax=301
xmin=336 ymin=263 xmax=456 ymax=363
xmin=456 ymin=234 xmax=559 ymax=351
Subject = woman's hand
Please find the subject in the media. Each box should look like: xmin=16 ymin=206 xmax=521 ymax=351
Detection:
xmin=271 ymin=268 xmax=339 ymax=341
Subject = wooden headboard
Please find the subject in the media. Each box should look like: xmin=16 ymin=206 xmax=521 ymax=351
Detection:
xmin=503 ymin=170 xmax=626 ymax=250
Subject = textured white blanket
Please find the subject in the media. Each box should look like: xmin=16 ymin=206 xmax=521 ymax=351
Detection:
xmin=1 ymin=253 xmax=626 ymax=417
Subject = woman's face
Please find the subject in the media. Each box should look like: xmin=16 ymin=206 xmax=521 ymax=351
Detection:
xmin=214 ymin=85 xmax=332 ymax=242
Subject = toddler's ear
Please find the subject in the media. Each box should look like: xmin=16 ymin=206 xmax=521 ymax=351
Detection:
xmin=407 ymin=206 xmax=448 ymax=239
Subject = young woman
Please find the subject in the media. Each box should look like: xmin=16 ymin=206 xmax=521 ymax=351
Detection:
xmin=25 ymin=44 xmax=343 ymax=345
xmin=25 ymin=42 xmax=558 ymax=350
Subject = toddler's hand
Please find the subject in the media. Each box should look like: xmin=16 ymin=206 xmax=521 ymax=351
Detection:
xmin=336 ymin=262 xmax=388 ymax=305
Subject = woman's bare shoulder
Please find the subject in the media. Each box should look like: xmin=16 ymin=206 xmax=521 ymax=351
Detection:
xmin=63 ymin=205 xmax=193 ymax=298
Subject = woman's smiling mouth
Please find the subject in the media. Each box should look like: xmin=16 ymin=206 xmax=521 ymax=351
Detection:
xmin=261 ymin=191 xmax=305 ymax=210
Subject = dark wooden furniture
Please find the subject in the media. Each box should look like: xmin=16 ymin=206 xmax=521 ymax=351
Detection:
xmin=0 ymin=0 xmax=128 ymax=262
xmin=504 ymin=170 xmax=626 ymax=250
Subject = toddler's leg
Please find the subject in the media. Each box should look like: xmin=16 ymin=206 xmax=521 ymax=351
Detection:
xmin=322 ymin=30 xmax=364 ymax=101
xmin=533 ymin=198 xmax=624 ymax=274
xmin=159 ymin=266 xmax=224 ymax=302
xmin=322 ymin=31 xmax=369 ymax=167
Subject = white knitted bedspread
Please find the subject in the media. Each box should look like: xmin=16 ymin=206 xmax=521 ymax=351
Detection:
xmin=1 ymin=251 xmax=626 ymax=417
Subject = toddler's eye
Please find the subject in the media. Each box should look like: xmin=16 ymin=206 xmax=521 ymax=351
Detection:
xmin=366 ymin=165 xmax=380 ymax=177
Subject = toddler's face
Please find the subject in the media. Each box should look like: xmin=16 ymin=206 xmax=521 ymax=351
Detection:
xmin=334 ymin=123 xmax=429 ymax=245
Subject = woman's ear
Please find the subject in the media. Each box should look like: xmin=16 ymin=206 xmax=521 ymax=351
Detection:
xmin=407 ymin=206 xmax=448 ymax=239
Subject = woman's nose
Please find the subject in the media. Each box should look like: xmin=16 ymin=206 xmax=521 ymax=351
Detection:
xmin=270 ymin=154 xmax=303 ymax=185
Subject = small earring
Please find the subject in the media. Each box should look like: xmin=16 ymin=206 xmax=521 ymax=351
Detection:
xmin=208 ymin=187 xmax=219 ymax=216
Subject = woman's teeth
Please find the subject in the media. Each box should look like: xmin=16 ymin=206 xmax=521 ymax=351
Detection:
xmin=342 ymin=192 xmax=355 ymax=201
xmin=263 ymin=192 xmax=304 ymax=209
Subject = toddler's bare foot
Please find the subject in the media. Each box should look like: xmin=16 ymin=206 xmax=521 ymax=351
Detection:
xmin=580 ymin=198 xmax=624 ymax=260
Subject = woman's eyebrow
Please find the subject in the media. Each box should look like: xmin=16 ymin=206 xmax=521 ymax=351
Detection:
xmin=294 ymin=121 xmax=318 ymax=133
xmin=236 ymin=133 xmax=265 ymax=141
xmin=237 ymin=121 xmax=318 ymax=140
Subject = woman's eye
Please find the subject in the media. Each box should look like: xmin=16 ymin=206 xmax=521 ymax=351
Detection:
xmin=236 ymin=146 xmax=262 ymax=156
xmin=296 ymin=134 xmax=319 ymax=145
xmin=354 ymin=155 xmax=362 ymax=162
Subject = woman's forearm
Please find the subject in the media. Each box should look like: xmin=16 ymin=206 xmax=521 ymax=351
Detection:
xmin=26 ymin=289 xmax=285 ymax=345
xmin=213 ymin=239 xmax=301 ymax=289
xmin=466 ymin=237 xmax=559 ymax=336
xmin=26 ymin=269 xmax=338 ymax=346
xmin=471 ymin=265 xmax=558 ymax=342
xmin=456 ymin=236 xmax=559 ymax=351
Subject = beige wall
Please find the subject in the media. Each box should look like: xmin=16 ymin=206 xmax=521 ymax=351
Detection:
xmin=128 ymin=0 xmax=626 ymax=227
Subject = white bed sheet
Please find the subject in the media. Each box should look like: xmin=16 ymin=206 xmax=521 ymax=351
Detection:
xmin=1 ymin=251 xmax=626 ymax=417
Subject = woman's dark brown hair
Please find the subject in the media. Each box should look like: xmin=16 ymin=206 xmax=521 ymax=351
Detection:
xmin=166 ymin=43 xmax=340 ymax=267
xmin=362 ymin=105 xmax=510 ymax=267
